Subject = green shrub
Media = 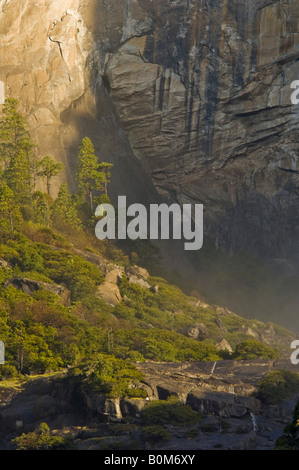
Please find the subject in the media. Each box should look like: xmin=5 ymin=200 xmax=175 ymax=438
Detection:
xmin=185 ymin=428 xmax=199 ymax=439
xmin=141 ymin=425 xmax=171 ymax=444
xmin=233 ymin=339 xmax=280 ymax=360
xmin=257 ymin=370 xmax=299 ymax=404
xmin=0 ymin=363 xmax=18 ymax=379
xmin=114 ymin=328 xmax=220 ymax=363
xmin=11 ymin=422 xmax=77 ymax=450
xmin=141 ymin=396 xmax=202 ymax=426
xmin=126 ymin=388 xmax=148 ymax=399
xmin=79 ymin=355 xmax=145 ymax=398
xmin=35 ymin=244 xmax=104 ymax=301
xmin=16 ymin=243 xmax=44 ymax=272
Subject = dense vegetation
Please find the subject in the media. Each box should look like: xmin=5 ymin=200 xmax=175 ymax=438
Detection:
xmin=11 ymin=422 xmax=76 ymax=450
xmin=140 ymin=396 xmax=202 ymax=445
xmin=0 ymin=98 xmax=292 ymax=399
xmin=256 ymin=370 xmax=299 ymax=405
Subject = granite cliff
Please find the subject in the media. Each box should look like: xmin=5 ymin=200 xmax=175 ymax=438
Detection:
xmin=1 ymin=0 xmax=299 ymax=327
xmin=1 ymin=0 xmax=299 ymax=254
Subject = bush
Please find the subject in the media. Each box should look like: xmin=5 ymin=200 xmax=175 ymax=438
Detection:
xmin=256 ymin=370 xmax=299 ymax=404
xmin=141 ymin=396 xmax=202 ymax=426
xmin=0 ymin=363 xmax=18 ymax=379
xmin=36 ymin=244 xmax=104 ymax=301
xmin=233 ymin=339 xmax=280 ymax=360
xmin=11 ymin=422 xmax=76 ymax=450
xmin=141 ymin=425 xmax=171 ymax=444
xmin=126 ymin=388 xmax=148 ymax=399
xmin=79 ymin=355 xmax=145 ymax=398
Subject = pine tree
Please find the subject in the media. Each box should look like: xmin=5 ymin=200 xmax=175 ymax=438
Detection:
xmin=76 ymin=137 xmax=106 ymax=214
xmin=22 ymin=138 xmax=39 ymax=191
xmin=0 ymin=183 xmax=22 ymax=237
xmin=98 ymin=161 xmax=114 ymax=195
xmin=32 ymin=191 xmax=51 ymax=227
xmin=0 ymin=98 xmax=29 ymax=170
xmin=37 ymin=156 xmax=63 ymax=196
xmin=51 ymin=182 xmax=81 ymax=232
xmin=5 ymin=149 xmax=31 ymax=203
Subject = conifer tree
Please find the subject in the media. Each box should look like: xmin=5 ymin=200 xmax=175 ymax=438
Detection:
xmin=0 ymin=98 xmax=29 ymax=170
xmin=32 ymin=191 xmax=51 ymax=227
xmin=76 ymin=137 xmax=106 ymax=214
xmin=51 ymin=182 xmax=81 ymax=232
xmin=0 ymin=183 xmax=22 ymax=237
xmin=98 ymin=161 xmax=114 ymax=195
xmin=22 ymin=138 xmax=39 ymax=191
xmin=5 ymin=149 xmax=31 ymax=203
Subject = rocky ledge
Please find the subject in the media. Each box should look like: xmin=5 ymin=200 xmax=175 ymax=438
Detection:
xmin=0 ymin=358 xmax=298 ymax=450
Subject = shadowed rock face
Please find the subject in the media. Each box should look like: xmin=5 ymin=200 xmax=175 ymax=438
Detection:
xmin=1 ymin=0 xmax=299 ymax=259
xmin=1 ymin=359 xmax=299 ymax=450
xmin=96 ymin=0 xmax=299 ymax=259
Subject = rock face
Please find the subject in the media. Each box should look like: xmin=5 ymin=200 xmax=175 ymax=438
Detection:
xmin=1 ymin=0 xmax=299 ymax=261
xmin=1 ymin=359 xmax=299 ymax=450
xmin=5 ymin=277 xmax=71 ymax=306
xmin=102 ymin=0 xmax=299 ymax=260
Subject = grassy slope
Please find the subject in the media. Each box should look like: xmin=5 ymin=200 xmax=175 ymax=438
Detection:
xmin=0 ymin=220 xmax=294 ymax=386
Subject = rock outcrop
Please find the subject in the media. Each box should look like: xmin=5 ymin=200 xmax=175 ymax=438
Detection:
xmin=1 ymin=359 xmax=299 ymax=450
xmin=72 ymin=248 xmax=153 ymax=305
xmin=5 ymin=277 xmax=71 ymax=306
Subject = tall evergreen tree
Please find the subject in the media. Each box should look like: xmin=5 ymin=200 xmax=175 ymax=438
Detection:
xmin=0 ymin=183 xmax=22 ymax=237
xmin=5 ymin=149 xmax=31 ymax=203
xmin=32 ymin=191 xmax=51 ymax=227
xmin=0 ymin=98 xmax=29 ymax=170
xmin=51 ymin=182 xmax=81 ymax=232
xmin=22 ymin=138 xmax=39 ymax=191
xmin=76 ymin=137 xmax=106 ymax=214
xmin=98 ymin=161 xmax=114 ymax=195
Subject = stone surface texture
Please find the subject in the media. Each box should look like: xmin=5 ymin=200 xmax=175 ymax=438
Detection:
xmin=1 ymin=1 xmax=299 ymax=259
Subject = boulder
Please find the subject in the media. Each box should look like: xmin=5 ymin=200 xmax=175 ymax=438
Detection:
xmin=186 ymin=391 xmax=250 ymax=418
xmin=216 ymin=339 xmax=233 ymax=353
xmin=214 ymin=317 xmax=227 ymax=332
xmin=125 ymin=265 xmax=151 ymax=289
xmin=238 ymin=326 xmax=259 ymax=339
xmin=5 ymin=277 xmax=71 ymax=306
xmin=96 ymin=282 xmax=122 ymax=306
xmin=149 ymin=284 xmax=159 ymax=294
xmin=120 ymin=398 xmax=147 ymax=418
xmin=105 ymin=268 xmax=123 ymax=284
xmin=186 ymin=323 xmax=209 ymax=341
xmin=81 ymin=390 xmax=123 ymax=421
xmin=0 ymin=259 xmax=11 ymax=269
xmin=73 ymin=249 xmax=125 ymax=278
xmin=126 ymin=266 xmax=149 ymax=280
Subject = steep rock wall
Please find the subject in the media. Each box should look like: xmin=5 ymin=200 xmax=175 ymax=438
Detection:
xmin=1 ymin=0 xmax=299 ymax=260
xmin=101 ymin=0 xmax=299 ymax=259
